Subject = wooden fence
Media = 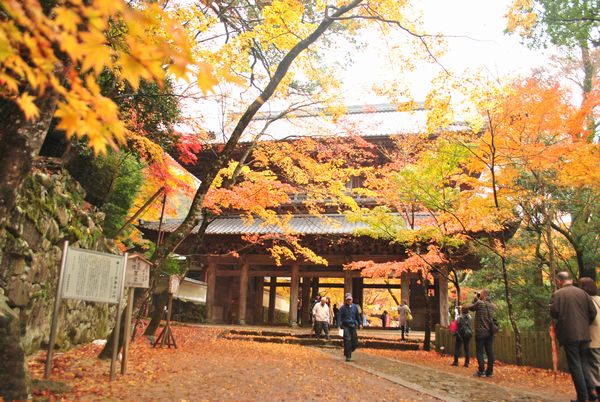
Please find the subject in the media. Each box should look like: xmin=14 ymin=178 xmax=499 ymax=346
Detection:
xmin=435 ymin=325 xmax=568 ymax=371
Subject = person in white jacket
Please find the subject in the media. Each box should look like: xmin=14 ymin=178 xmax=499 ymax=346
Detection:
xmin=312 ymin=297 xmax=331 ymax=340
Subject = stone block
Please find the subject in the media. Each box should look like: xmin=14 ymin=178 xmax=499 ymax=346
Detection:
xmin=7 ymin=277 xmax=32 ymax=307
xmin=55 ymin=208 xmax=69 ymax=227
xmin=11 ymin=258 xmax=27 ymax=276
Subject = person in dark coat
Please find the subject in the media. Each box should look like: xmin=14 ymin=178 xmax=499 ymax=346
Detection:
xmin=332 ymin=304 xmax=339 ymax=328
xmin=381 ymin=310 xmax=388 ymax=328
xmin=469 ymin=289 xmax=496 ymax=377
xmin=551 ymin=271 xmax=598 ymax=402
xmin=452 ymin=305 xmax=473 ymax=367
xmin=338 ymin=293 xmax=362 ymax=361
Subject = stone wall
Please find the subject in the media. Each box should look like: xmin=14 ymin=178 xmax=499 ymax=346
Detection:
xmin=0 ymin=163 xmax=116 ymax=354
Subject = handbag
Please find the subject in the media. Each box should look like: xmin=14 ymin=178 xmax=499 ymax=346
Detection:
xmin=449 ymin=319 xmax=458 ymax=334
xmin=406 ymin=308 xmax=413 ymax=322
xmin=338 ymin=328 xmax=344 ymax=337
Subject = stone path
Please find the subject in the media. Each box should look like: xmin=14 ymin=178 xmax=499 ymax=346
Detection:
xmin=314 ymin=347 xmax=566 ymax=402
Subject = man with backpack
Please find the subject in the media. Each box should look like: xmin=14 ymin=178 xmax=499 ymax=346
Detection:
xmin=451 ymin=305 xmax=473 ymax=367
xmin=469 ymin=289 xmax=497 ymax=377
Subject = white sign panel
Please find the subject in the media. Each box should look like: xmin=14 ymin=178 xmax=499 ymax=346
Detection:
xmin=125 ymin=258 xmax=150 ymax=288
xmin=168 ymin=275 xmax=180 ymax=294
xmin=61 ymin=247 xmax=126 ymax=304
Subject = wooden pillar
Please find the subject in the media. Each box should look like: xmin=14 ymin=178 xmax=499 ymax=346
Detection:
xmin=238 ymin=262 xmax=249 ymax=324
xmin=268 ymin=276 xmax=277 ymax=324
xmin=438 ymin=273 xmax=449 ymax=326
xmin=343 ymin=269 xmax=352 ymax=296
xmin=301 ymin=277 xmax=311 ymax=326
xmin=254 ymin=276 xmax=264 ymax=324
xmin=400 ymin=272 xmax=410 ymax=304
xmin=352 ymin=277 xmax=364 ymax=308
xmin=288 ymin=264 xmax=300 ymax=327
xmin=206 ymin=263 xmax=217 ymax=323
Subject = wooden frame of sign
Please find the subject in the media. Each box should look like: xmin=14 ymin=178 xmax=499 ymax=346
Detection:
xmin=45 ymin=241 xmax=128 ymax=381
xmin=121 ymin=254 xmax=152 ymax=375
xmin=153 ymin=275 xmax=179 ymax=349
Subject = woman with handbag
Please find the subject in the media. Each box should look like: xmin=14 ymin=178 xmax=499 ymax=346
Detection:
xmin=397 ymin=300 xmax=411 ymax=340
xmin=451 ymin=305 xmax=473 ymax=367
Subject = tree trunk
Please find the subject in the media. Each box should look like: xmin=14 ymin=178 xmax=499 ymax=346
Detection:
xmin=500 ymin=251 xmax=523 ymax=365
xmin=144 ymin=290 xmax=168 ymax=337
xmin=0 ymin=94 xmax=57 ymax=399
xmin=419 ymin=272 xmax=432 ymax=351
xmin=0 ymin=295 xmax=28 ymax=401
xmin=0 ymin=94 xmax=57 ymax=228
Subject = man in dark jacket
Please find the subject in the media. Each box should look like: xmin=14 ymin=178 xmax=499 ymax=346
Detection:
xmin=339 ymin=293 xmax=362 ymax=361
xmin=551 ymin=271 xmax=597 ymax=402
xmin=469 ymin=289 xmax=496 ymax=377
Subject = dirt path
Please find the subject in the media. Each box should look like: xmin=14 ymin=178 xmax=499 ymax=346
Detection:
xmin=30 ymin=325 xmax=436 ymax=401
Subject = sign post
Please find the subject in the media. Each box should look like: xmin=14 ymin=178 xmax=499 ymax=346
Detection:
xmin=44 ymin=243 xmax=127 ymax=380
xmin=109 ymin=254 xmax=127 ymax=381
xmin=121 ymin=255 xmax=151 ymax=375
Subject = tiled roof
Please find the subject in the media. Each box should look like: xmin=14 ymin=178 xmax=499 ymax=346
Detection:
xmin=138 ymin=213 xmax=432 ymax=235
xmin=227 ymin=103 xmax=468 ymax=142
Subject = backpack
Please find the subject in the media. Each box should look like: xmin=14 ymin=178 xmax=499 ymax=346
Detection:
xmin=457 ymin=315 xmax=473 ymax=338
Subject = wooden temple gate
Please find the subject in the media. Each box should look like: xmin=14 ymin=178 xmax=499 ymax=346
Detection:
xmin=140 ymin=215 xmax=451 ymax=330
xmin=195 ymin=255 xmax=449 ymax=329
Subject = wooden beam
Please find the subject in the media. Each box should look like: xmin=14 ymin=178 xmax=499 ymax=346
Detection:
xmin=238 ymin=263 xmax=249 ymax=324
xmin=301 ymin=278 xmax=310 ymax=326
xmin=438 ymin=274 xmax=449 ymax=326
xmin=268 ymin=276 xmax=276 ymax=324
xmin=254 ymin=277 xmax=264 ymax=324
xmin=289 ymin=264 xmax=300 ymax=327
xmin=202 ymin=254 xmax=406 ymax=266
xmin=206 ymin=263 xmax=217 ymax=323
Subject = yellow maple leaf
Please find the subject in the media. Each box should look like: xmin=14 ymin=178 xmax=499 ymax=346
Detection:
xmin=54 ymin=6 xmax=81 ymax=33
xmin=119 ymin=53 xmax=151 ymax=90
xmin=196 ymin=61 xmax=217 ymax=94
xmin=80 ymin=31 xmax=111 ymax=73
xmin=16 ymin=92 xmax=39 ymax=120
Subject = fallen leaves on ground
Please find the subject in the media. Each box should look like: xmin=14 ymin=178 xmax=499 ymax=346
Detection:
xmin=28 ymin=325 xmax=431 ymax=401
xmin=362 ymin=348 xmax=573 ymax=399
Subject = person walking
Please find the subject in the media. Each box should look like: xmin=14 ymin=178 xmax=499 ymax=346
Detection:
xmin=312 ymin=296 xmax=331 ymax=340
xmin=332 ymin=304 xmax=339 ymax=328
xmin=381 ymin=310 xmax=388 ymax=329
xmin=397 ymin=300 xmax=411 ymax=340
xmin=551 ymin=271 xmax=597 ymax=402
xmin=451 ymin=305 xmax=473 ymax=367
xmin=339 ymin=293 xmax=362 ymax=361
xmin=469 ymin=289 xmax=496 ymax=378
xmin=579 ymin=277 xmax=600 ymax=399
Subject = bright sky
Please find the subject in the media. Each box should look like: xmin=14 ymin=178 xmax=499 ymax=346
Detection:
xmin=192 ymin=0 xmax=559 ymax=134
xmin=341 ymin=0 xmax=553 ymax=104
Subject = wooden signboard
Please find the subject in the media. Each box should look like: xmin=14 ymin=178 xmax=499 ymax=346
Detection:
xmin=125 ymin=255 xmax=151 ymax=289
xmin=61 ymin=247 xmax=126 ymax=303
xmin=45 ymin=242 xmax=127 ymax=381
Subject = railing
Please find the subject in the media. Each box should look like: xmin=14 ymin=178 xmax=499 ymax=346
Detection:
xmin=435 ymin=325 xmax=568 ymax=371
